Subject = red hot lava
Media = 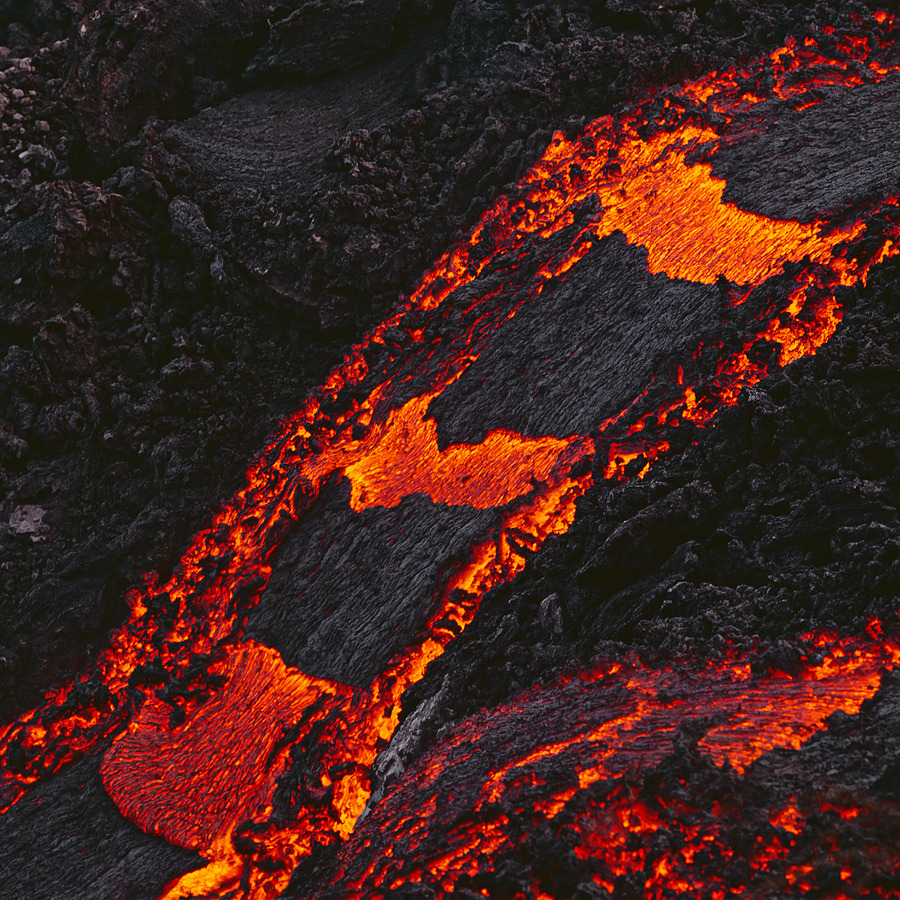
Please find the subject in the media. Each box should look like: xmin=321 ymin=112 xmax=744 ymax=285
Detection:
xmin=1 ymin=13 xmax=899 ymax=900
xmin=328 ymin=624 xmax=900 ymax=898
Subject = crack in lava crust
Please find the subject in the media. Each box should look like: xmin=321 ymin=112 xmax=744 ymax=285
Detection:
xmin=1 ymin=14 xmax=899 ymax=900
xmin=328 ymin=625 xmax=900 ymax=898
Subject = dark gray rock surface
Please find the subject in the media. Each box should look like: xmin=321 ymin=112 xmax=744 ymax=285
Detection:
xmin=246 ymin=477 xmax=495 ymax=686
xmin=166 ymin=19 xmax=446 ymax=318
xmin=64 ymin=0 xmax=442 ymax=159
xmin=245 ymin=0 xmax=404 ymax=82
xmin=169 ymin=31 xmax=436 ymax=203
xmin=712 ymin=73 xmax=900 ymax=223
xmin=0 ymin=756 xmax=203 ymax=900
xmin=429 ymin=234 xmax=719 ymax=443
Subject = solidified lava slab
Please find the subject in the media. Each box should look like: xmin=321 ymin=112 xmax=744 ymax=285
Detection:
xmin=165 ymin=20 xmax=448 ymax=306
xmin=246 ymin=479 xmax=497 ymax=686
xmin=428 ymin=234 xmax=721 ymax=443
xmin=712 ymin=72 xmax=900 ymax=222
xmin=0 ymin=756 xmax=204 ymax=900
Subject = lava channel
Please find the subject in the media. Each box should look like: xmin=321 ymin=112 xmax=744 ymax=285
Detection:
xmin=1 ymin=13 xmax=899 ymax=900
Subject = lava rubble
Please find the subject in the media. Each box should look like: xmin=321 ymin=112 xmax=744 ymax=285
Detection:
xmin=1 ymin=3 xmax=900 ymax=900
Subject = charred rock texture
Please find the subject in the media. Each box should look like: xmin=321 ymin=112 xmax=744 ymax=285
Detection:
xmin=428 ymin=234 xmax=721 ymax=442
xmin=0 ymin=755 xmax=203 ymax=899
xmin=66 ymin=0 xmax=444 ymax=159
xmin=247 ymin=479 xmax=496 ymax=686
xmin=712 ymin=72 xmax=900 ymax=221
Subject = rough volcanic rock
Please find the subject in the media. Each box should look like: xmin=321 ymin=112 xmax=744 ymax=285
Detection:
xmin=244 ymin=0 xmax=410 ymax=82
xmin=429 ymin=234 xmax=720 ymax=443
xmin=246 ymin=477 xmax=495 ymax=687
xmin=164 ymin=18 xmax=447 ymax=327
xmin=64 ymin=0 xmax=443 ymax=160
xmin=0 ymin=755 xmax=203 ymax=900
xmin=0 ymin=0 xmax=898 ymax=897
xmin=712 ymin=72 xmax=900 ymax=222
xmin=0 ymin=0 xmax=70 ymax=47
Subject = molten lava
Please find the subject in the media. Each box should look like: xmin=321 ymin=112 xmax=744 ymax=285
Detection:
xmin=325 ymin=626 xmax=900 ymax=897
xmin=310 ymin=388 xmax=574 ymax=512
xmin=2 ymin=13 xmax=899 ymax=900
xmin=102 ymin=642 xmax=354 ymax=850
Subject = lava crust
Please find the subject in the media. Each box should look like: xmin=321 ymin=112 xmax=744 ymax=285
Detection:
xmin=1 ymin=3 xmax=899 ymax=900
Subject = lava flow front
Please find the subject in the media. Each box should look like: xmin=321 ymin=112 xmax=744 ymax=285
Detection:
xmin=1 ymin=13 xmax=899 ymax=900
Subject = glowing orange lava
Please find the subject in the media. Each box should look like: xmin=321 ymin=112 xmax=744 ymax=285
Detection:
xmin=328 ymin=627 xmax=900 ymax=898
xmin=309 ymin=387 xmax=573 ymax=512
xmin=1 ymin=14 xmax=899 ymax=900
xmin=102 ymin=642 xmax=354 ymax=850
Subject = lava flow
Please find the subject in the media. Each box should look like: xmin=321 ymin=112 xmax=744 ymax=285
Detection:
xmin=328 ymin=623 xmax=900 ymax=898
xmin=2 ymin=13 xmax=899 ymax=900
